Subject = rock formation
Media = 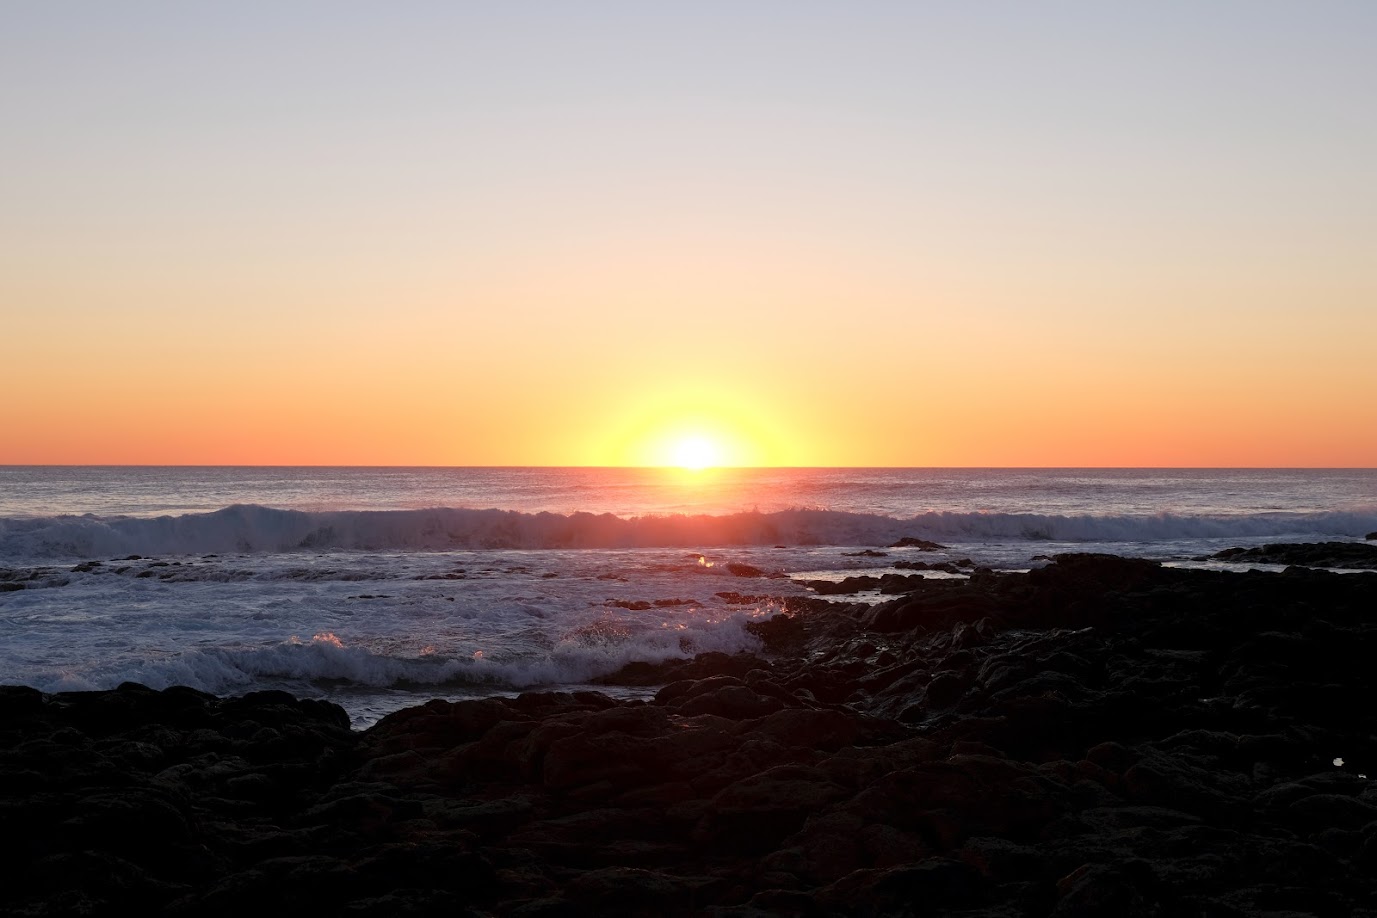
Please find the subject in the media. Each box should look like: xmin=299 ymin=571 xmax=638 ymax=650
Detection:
xmin=5 ymin=555 xmax=1377 ymax=915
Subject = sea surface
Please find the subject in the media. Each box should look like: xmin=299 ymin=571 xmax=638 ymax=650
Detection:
xmin=2 ymin=467 xmax=1374 ymax=727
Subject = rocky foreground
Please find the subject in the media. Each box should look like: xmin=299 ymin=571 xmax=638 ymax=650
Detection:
xmin=5 ymin=554 xmax=1377 ymax=917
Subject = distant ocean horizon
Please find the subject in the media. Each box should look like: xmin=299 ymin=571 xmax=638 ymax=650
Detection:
xmin=3 ymin=466 xmax=1374 ymax=727
xmin=4 ymin=463 xmax=1375 ymax=514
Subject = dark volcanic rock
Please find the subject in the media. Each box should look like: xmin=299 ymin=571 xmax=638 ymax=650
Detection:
xmin=0 ymin=684 xmax=356 ymax=916
xmin=1212 ymin=541 xmax=1377 ymax=569
xmin=802 ymin=575 xmax=882 ymax=594
xmin=606 ymin=598 xmax=653 ymax=610
xmin=894 ymin=559 xmax=967 ymax=574
xmin=801 ymin=573 xmax=933 ymax=595
xmin=7 ymin=551 xmax=1377 ymax=915
xmin=714 ymin=591 xmax=772 ymax=604
xmin=890 ymin=537 xmax=948 ymax=550
xmin=875 ymin=573 xmax=938 ymax=593
xmin=593 ymin=651 xmax=768 ymax=686
xmin=745 ymin=612 xmax=806 ymax=652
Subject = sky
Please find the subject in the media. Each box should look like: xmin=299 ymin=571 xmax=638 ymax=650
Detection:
xmin=2 ymin=2 xmax=1374 ymax=467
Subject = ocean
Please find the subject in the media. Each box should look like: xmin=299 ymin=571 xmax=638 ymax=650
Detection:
xmin=2 ymin=466 xmax=1373 ymax=727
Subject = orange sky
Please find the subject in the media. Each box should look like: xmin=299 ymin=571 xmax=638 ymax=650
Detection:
xmin=3 ymin=5 xmax=1374 ymax=467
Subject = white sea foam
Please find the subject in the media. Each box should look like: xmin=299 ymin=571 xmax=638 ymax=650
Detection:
xmin=5 ymin=467 xmax=1376 ymax=728
xmin=17 ymin=611 xmax=765 ymax=697
xmin=2 ymin=504 xmax=1374 ymax=561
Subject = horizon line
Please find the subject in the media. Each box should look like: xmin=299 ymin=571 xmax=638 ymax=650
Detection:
xmin=2 ymin=464 xmax=1375 ymax=471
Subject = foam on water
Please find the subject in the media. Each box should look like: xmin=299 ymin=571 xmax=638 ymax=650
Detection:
xmin=3 ymin=467 xmax=1374 ymax=727
xmin=40 ymin=615 xmax=764 ymax=696
xmin=0 ymin=545 xmax=807 ymax=725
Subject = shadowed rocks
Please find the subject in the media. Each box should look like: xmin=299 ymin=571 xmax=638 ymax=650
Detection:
xmin=800 ymin=573 xmax=936 ymax=595
xmin=5 ymin=554 xmax=1377 ymax=915
xmin=1211 ymin=541 xmax=1377 ymax=569
xmin=889 ymin=537 xmax=947 ymax=550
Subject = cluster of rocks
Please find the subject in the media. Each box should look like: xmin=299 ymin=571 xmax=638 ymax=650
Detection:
xmin=1210 ymin=541 xmax=1377 ymax=570
xmin=606 ymin=598 xmax=697 ymax=611
xmin=5 ymin=552 xmax=1377 ymax=915
xmin=0 ymin=566 xmax=69 ymax=591
xmin=799 ymin=559 xmax=978 ymax=595
xmin=799 ymin=573 xmax=936 ymax=595
xmin=1 ymin=557 xmax=225 ymax=591
xmin=893 ymin=559 xmax=976 ymax=573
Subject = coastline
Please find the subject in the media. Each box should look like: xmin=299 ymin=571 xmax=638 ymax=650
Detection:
xmin=5 ymin=551 xmax=1377 ymax=915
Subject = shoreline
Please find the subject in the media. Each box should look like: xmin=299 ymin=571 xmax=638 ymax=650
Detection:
xmin=5 ymin=552 xmax=1377 ymax=915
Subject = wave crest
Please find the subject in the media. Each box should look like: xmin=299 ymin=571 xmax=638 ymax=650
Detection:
xmin=2 ymin=503 xmax=1375 ymax=559
xmin=37 ymin=617 xmax=764 ymax=698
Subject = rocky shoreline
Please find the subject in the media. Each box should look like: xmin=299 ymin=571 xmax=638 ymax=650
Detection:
xmin=5 ymin=551 xmax=1377 ymax=916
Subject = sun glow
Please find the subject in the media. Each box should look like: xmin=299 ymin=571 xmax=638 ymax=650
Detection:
xmin=669 ymin=434 xmax=722 ymax=470
xmin=620 ymin=419 xmax=754 ymax=468
xmin=594 ymin=383 xmax=795 ymax=467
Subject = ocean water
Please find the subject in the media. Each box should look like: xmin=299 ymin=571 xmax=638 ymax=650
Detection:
xmin=2 ymin=467 xmax=1374 ymax=727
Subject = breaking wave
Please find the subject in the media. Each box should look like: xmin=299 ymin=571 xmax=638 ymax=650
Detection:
xmin=33 ymin=618 xmax=763 ymax=698
xmin=3 ymin=503 xmax=1375 ymax=560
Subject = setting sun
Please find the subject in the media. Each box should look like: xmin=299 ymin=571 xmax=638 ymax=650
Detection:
xmin=669 ymin=435 xmax=721 ymax=470
xmin=594 ymin=384 xmax=793 ymax=468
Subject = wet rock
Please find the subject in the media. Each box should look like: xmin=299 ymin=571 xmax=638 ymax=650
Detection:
xmin=594 ymin=651 xmax=767 ymax=687
xmin=605 ymin=599 xmax=652 ymax=610
xmin=862 ymin=586 xmax=1001 ymax=634
xmin=715 ymin=591 xmax=772 ymax=604
xmin=744 ymin=613 xmax=805 ymax=652
xmin=890 ymin=537 xmax=948 ymax=550
xmin=802 ymin=575 xmax=881 ymax=594
xmin=878 ymin=573 xmax=938 ymax=593
xmin=1211 ymin=541 xmax=1377 ymax=569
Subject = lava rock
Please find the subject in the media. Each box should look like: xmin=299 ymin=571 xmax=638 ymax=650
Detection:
xmin=7 ymin=554 xmax=1377 ymax=915
xmin=890 ymin=537 xmax=948 ymax=550
xmin=1211 ymin=541 xmax=1377 ymax=569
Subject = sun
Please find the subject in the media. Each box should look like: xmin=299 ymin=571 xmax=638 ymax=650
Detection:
xmin=669 ymin=434 xmax=722 ymax=470
xmin=598 ymin=387 xmax=789 ymax=467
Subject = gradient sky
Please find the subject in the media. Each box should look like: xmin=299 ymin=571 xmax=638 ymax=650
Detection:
xmin=2 ymin=2 xmax=1374 ymax=466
